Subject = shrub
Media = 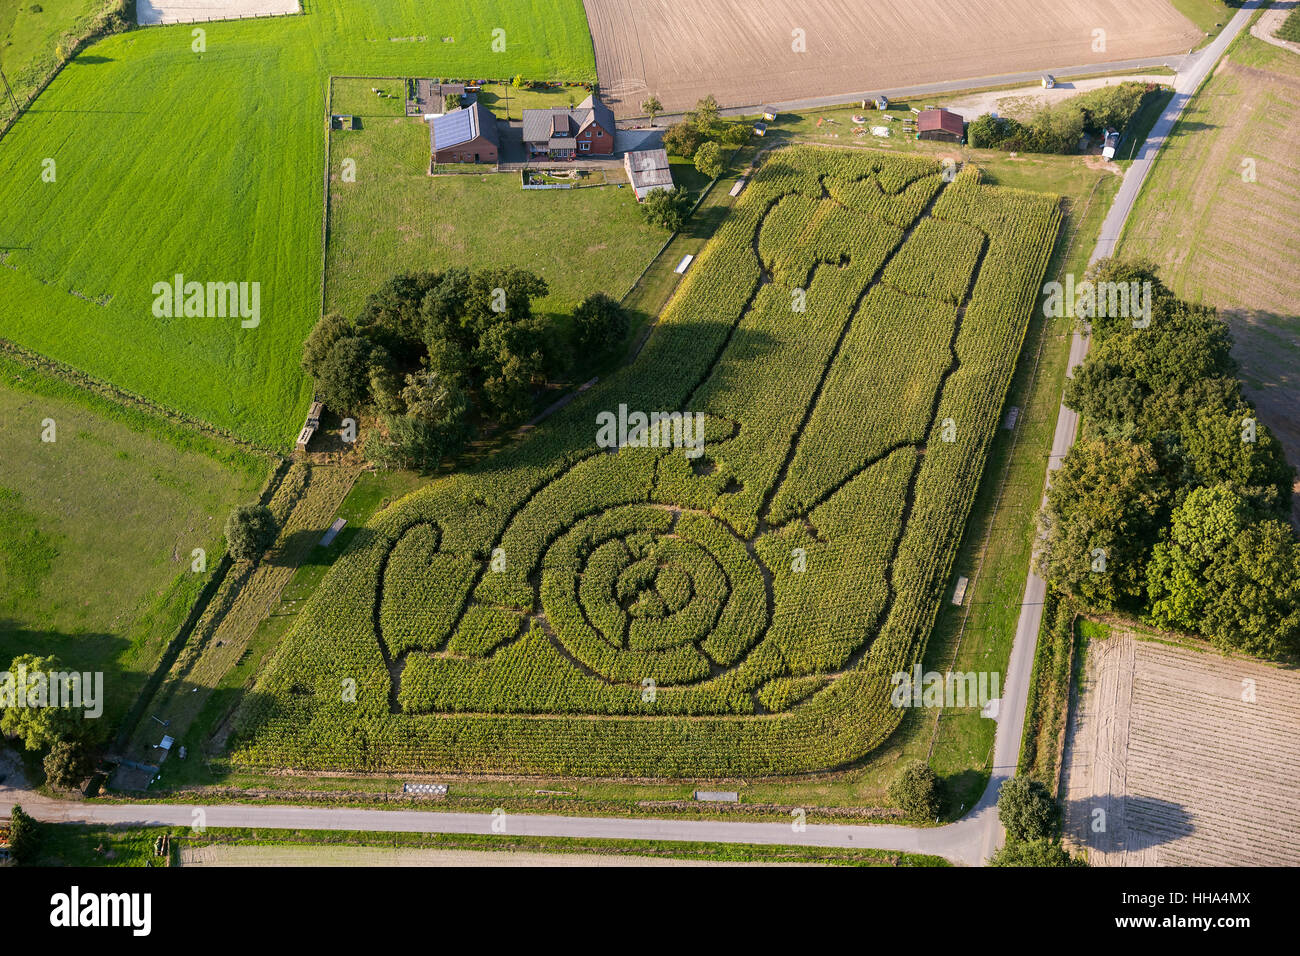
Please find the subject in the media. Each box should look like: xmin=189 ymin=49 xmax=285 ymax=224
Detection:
xmin=989 ymin=837 xmax=1083 ymax=867
xmin=997 ymin=776 xmax=1058 ymax=842
xmin=7 ymin=805 xmax=39 ymax=864
xmin=43 ymin=739 xmax=92 ymax=790
xmin=662 ymin=121 xmax=706 ymax=159
xmin=571 ymin=292 xmax=630 ymax=365
xmin=224 ymin=503 xmax=276 ymax=562
xmin=694 ymin=140 xmax=725 ymax=180
xmin=889 ymin=760 xmax=943 ymax=819
xmin=639 ymin=186 xmax=692 ymax=231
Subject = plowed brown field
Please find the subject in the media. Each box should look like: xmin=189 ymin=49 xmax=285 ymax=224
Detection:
xmin=584 ymin=0 xmax=1201 ymax=114
xmin=1061 ymin=632 xmax=1300 ymax=867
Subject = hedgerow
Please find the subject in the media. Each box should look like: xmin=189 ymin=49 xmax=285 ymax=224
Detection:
xmin=230 ymin=147 xmax=1061 ymax=776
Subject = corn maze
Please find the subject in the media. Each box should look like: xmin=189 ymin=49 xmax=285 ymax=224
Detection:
xmin=231 ymin=146 xmax=1061 ymax=777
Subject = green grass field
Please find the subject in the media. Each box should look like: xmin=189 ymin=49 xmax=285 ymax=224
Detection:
xmin=0 ymin=356 xmax=269 ymax=730
xmin=324 ymin=107 xmax=667 ymax=321
xmin=0 ymin=2 xmax=596 ymax=448
xmin=0 ymin=0 xmax=123 ymax=110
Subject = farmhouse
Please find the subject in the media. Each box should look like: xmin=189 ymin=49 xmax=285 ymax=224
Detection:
xmin=430 ymin=102 xmax=500 ymax=164
xmin=917 ymin=108 xmax=965 ymax=142
xmin=522 ymin=94 xmax=615 ymax=159
xmin=623 ymin=148 xmax=673 ymax=201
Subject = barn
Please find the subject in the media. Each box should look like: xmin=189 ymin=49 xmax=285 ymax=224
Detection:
xmin=917 ymin=108 xmax=965 ymax=143
xmin=430 ymin=102 xmax=500 ymax=165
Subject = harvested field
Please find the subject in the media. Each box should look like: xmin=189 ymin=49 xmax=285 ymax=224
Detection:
xmin=1119 ymin=40 xmax=1300 ymax=522
xmin=584 ymin=0 xmax=1201 ymax=115
xmin=137 ymin=0 xmax=299 ymax=25
xmin=1061 ymin=632 xmax=1300 ymax=867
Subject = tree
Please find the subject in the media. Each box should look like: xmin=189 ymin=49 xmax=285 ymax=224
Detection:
xmin=6 ymin=805 xmax=39 ymax=865
xmin=1203 ymin=519 xmax=1300 ymax=658
xmin=0 ymin=654 xmax=85 ymax=750
xmin=889 ymin=761 xmax=943 ymax=819
xmin=477 ymin=318 xmax=548 ymax=424
xmin=1062 ymin=358 xmax=1145 ymax=434
xmin=224 ymin=503 xmax=276 ymax=562
xmin=989 ymin=837 xmax=1083 ymax=867
xmin=316 ymin=336 xmax=386 ymax=414
xmin=1179 ymin=402 xmax=1294 ymax=514
xmin=43 ymin=738 xmax=92 ymax=791
xmin=692 ymin=93 xmax=721 ymax=132
xmin=662 ymin=120 xmax=706 ymax=159
xmin=571 ymin=293 xmax=630 ymax=366
xmin=443 ymin=93 xmax=461 ymax=112
xmin=639 ymin=186 xmax=692 ymax=231
xmin=641 ymin=95 xmax=662 ymax=125
xmin=997 ymin=776 xmax=1058 ymax=842
xmin=301 ymin=312 xmax=351 ymax=379
xmin=1039 ymin=439 xmax=1171 ymax=610
xmin=694 ymin=140 xmax=725 ymax=180
xmin=1146 ymin=484 xmax=1252 ymax=633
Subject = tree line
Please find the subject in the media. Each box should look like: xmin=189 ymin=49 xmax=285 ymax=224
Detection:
xmin=1038 ymin=258 xmax=1299 ymax=658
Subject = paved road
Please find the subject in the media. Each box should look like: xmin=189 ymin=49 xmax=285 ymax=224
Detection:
xmin=0 ymin=4 xmax=1260 ymax=866
xmin=627 ymin=55 xmax=1187 ymax=126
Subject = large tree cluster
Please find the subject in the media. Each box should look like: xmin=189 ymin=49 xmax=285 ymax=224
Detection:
xmin=1039 ymin=259 xmax=1298 ymax=657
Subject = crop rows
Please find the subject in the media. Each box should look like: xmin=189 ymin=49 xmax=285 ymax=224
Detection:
xmin=231 ymin=148 xmax=1061 ymax=776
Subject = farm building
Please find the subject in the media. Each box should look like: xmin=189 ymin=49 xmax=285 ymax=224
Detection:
xmin=623 ymin=148 xmax=674 ymax=201
xmin=331 ymin=114 xmax=360 ymax=130
xmin=296 ymin=400 xmax=324 ymax=458
xmin=521 ymin=94 xmax=615 ymax=159
xmin=917 ymin=108 xmax=965 ymax=142
xmin=430 ymin=102 xmax=500 ymax=164
xmin=761 ymin=106 xmax=778 ymax=121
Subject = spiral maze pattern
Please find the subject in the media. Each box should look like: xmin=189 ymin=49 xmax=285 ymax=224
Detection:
xmin=540 ymin=505 xmax=769 ymax=686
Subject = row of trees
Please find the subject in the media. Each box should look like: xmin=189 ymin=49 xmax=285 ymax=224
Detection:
xmin=969 ymin=81 xmax=1154 ymax=154
xmin=303 ymin=269 xmax=630 ymax=470
xmin=1039 ymin=259 xmax=1299 ymax=658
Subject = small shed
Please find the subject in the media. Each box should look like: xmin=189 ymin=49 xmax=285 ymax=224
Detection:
xmin=296 ymin=425 xmax=316 ymax=458
xmin=876 ymin=95 xmax=890 ymax=110
xmin=623 ymin=147 xmax=674 ymax=200
xmin=331 ymin=114 xmax=360 ymax=131
xmin=1041 ymin=74 xmax=1056 ymax=89
xmin=761 ymin=106 xmax=778 ymax=122
xmin=917 ymin=108 xmax=965 ymax=143
xmin=157 ymin=735 xmax=174 ymax=752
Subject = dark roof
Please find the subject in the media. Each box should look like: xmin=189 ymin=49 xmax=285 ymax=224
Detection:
xmin=521 ymin=94 xmax=615 ymax=144
xmin=430 ymin=102 xmax=500 ymax=151
xmin=917 ymin=108 xmax=964 ymax=135
xmin=624 ymin=148 xmax=673 ymax=190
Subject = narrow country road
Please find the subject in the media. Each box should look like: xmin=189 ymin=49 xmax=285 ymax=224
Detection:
xmin=0 ymin=3 xmax=1261 ymax=867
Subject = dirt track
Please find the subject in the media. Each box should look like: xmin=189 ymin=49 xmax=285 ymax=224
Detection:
xmin=179 ymin=844 xmax=813 ymax=866
xmin=1061 ymin=632 xmax=1300 ymax=866
xmin=584 ymin=0 xmax=1202 ymax=115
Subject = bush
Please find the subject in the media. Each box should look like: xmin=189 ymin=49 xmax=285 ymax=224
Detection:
xmin=639 ymin=186 xmax=692 ymax=231
xmin=43 ymin=739 xmax=92 ymax=790
xmin=889 ymin=760 xmax=942 ymax=819
xmin=694 ymin=140 xmax=725 ymax=180
xmin=997 ymin=776 xmax=1059 ymax=842
xmin=989 ymin=837 xmax=1083 ymax=867
xmin=224 ymin=503 xmax=276 ymax=562
xmin=662 ymin=121 xmax=706 ymax=159
xmin=443 ymin=93 xmax=461 ymax=112
xmin=571 ymin=293 xmax=630 ymax=365
xmin=7 ymin=805 xmax=39 ymax=865
xmin=316 ymin=336 xmax=385 ymax=414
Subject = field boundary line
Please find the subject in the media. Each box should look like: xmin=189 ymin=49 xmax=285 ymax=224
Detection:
xmin=0 ymin=337 xmax=281 ymax=456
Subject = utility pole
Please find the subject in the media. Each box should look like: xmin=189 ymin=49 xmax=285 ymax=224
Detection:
xmin=0 ymin=67 xmax=20 ymax=116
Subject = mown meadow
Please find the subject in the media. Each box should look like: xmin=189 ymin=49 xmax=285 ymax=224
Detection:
xmin=0 ymin=355 xmax=268 ymax=728
xmin=0 ymin=1 xmax=596 ymax=447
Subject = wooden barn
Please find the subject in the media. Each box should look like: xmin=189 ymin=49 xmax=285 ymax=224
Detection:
xmin=917 ymin=108 xmax=965 ymax=143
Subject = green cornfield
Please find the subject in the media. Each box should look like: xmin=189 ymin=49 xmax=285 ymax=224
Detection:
xmin=231 ymin=145 xmax=1062 ymax=777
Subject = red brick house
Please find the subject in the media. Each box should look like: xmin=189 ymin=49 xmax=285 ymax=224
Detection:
xmin=430 ymin=102 xmax=500 ymax=164
xmin=522 ymin=94 xmax=615 ymax=159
